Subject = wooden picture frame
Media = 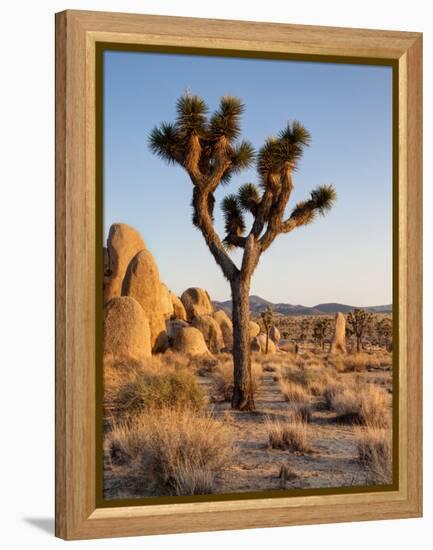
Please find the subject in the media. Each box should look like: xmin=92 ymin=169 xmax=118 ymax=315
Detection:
xmin=55 ymin=9 xmax=422 ymax=540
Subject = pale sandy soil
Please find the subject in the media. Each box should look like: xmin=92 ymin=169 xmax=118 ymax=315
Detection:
xmin=208 ymin=372 xmax=372 ymax=493
xmin=104 ymin=362 xmax=392 ymax=499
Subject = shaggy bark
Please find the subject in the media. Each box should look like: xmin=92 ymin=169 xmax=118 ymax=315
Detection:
xmin=231 ymin=276 xmax=255 ymax=410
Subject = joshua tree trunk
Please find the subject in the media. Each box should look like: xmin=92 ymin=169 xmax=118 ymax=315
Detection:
xmin=230 ymin=275 xmax=255 ymax=411
xmin=356 ymin=336 xmax=361 ymax=353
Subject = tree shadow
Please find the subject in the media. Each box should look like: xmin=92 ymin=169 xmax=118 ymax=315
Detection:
xmin=23 ymin=518 xmax=54 ymax=535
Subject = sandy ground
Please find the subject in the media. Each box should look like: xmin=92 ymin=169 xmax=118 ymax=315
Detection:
xmin=104 ymin=363 xmax=393 ymax=500
xmin=208 ymin=372 xmax=372 ymax=493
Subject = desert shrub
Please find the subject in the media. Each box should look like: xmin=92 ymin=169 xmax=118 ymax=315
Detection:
xmin=328 ymin=353 xmax=385 ymax=373
xmin=262 ymin=363 xmax=278 ymax=373
xmin=267 ymin=417 xmax=310 ymax=452
xmin=308 ymin=378 xmax=327 ymax=396
xmin=109 ymin=408 xmax=232 ymax=495
xmin=189 ymin=353 xmax=222 ymax=376
xmin=256 ymin=352 xmax=305 ymax=370
xmin=326 ymin=354 xmax=345 ymax=372
xmin=323 ymin=380 xmax=345 ymax=409
xmin=355 ymin=426 xmax=392 ymax=484
xmin=359 ymin=385 xmax=391 ymax=428
xmin=279 ymin=379 xmax=310 ymax=403
xmin=345 ymin=353 xmax=381 ymax=371
xmin=114 ymin=368 xmax=206 ymax=415
xmin=306 ymin=366 xmax=336 ymax=396
xmin=287 ymin=402 xmax=312 ymax=423
xmin=330 ymin=384 xmax=390 ymax=428
xmin=213 ymin=359 xmax=262 ymax=402
xmin=159 ymin=350 xmax=192 ymax=370
xmin=104 ymin=356 xmax=155 ymax=414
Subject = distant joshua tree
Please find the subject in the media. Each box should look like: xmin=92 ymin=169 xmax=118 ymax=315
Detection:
xmin=346 ymin=308 xmax=372 ymax=352
xmin=260 ymin=306 xmax=274 ymax=354
xmin=313 ymin=318 xmax=331 ymax=351
xmin=376 ymin=317 xmax=392 ymax=350
xmin=149 ymin=93 xmax=336 ymax=410
xmin=298 ymin=317 xmax=311 ymax=347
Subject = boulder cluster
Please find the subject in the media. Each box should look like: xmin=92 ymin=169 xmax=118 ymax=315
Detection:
xmin=103 ymin=223 xmax=281 ymax=361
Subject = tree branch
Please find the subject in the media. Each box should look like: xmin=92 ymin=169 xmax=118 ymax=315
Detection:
xmin=192 ymin=188 xmax=239 ymax=280
xmin=240 ymin=235 xmax=261 ymax=280
xmin=224 ymin=234 xmax=247 ymax=248
xmin=259 ymin=167 xmax=293 ymax=252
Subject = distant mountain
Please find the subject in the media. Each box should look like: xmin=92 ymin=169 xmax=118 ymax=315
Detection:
xmin=213 ymin=295 xmax=392 ymax=316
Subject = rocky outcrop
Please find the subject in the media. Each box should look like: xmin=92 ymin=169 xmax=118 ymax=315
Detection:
xmin=331 ymin=312 xmax=347 ymax=354
xmin=249 ymin=321 xmax=261 ymax=339
xmin=257 ymin=334 xmax=277 ymax=354
xmin=213 ymin=310 xmax=233 ymax=348
xmin=192 ymin=315 xmax=224 ymax=353
xmin=104 ymin=223 xmax=145 ymax=304
xmin=181 ymin=287 xmax=214 ymax=321
xmin=103 ymin=296 xmax=151 ymax=359
xmin=172 ymin=326 xmax=210 ymax=356
xmin=166 ymin=319 xmax=189 ymax=341
xmin=160 ymin=283 xmax=174 ymax=320
xmin=269 ymin=325 xmax=281 ymax=344
xmin=171 ymin=293 xmax=187 ymax=321
xmin=121 ymin=249 xmax=167 ymax=352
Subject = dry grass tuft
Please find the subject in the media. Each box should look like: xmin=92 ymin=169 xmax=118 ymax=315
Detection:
xmin=108 ymin=408 xmax=232 ymax=496
xmin=330 ymin=384 xmax=390 ymax=428
xmin=108 ymin=367 xmax=206 ymax=416
xmin=266 ymin=417 xmax=310 ymax=452
xmin=327 ymin=352 xmax=392 ymax=373
xmin=323 ymin=380 xmax=345 ymax=409
xmin=279 ymin=379 xmax=309 ymax=404
xmin=287 ymin=402 xmax=313 ymax=423
xmin=355 ymin=426 xmax=392 ymax=484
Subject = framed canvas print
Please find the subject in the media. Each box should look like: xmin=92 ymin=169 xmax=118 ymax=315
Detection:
xmin=55 ymin=10 xmax=423 ymax=540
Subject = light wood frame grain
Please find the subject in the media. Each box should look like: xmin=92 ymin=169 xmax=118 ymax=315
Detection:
xmin=55 ymin=9 xmax=422 ymax=540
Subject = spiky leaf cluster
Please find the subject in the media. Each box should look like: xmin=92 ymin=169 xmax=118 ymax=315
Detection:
xmin=149 ymin=93 xmax=337 ymax=259
xmin=238 ymin=183 xmax=261 ymax=214
xmin=258 ymin=121 xmax=311 ymax=182
xmin=289 ymin=184 xmax=337 ymax=227
xmin=149 ymin=92 xmax=255 ymax=181
xmin=220 ymin=182 xmax=264 ymax=248
xmin=221 ymin=194 xmax=246 ymax=237
xmin=209 ymin=96 xmax=244 ymax=140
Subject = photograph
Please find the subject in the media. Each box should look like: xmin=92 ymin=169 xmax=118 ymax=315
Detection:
xmin=101 ymin=49 xmax=394 ymax=501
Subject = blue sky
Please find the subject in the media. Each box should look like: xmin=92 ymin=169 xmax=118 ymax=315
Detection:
xmin=103 ymin=51 xmax=392 ymax=306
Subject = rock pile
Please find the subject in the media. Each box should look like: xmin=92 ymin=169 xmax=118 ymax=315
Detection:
xmin=103 ymin=296 xmax=151 ymax=359
xmin=103 ymin=223 xmax=280 ymax=360
xmin=181 ymin=287 xmax=214 ymax=321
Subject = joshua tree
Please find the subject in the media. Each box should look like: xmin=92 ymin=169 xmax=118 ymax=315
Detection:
xmin=346 ymin=308 xmax=372 ymax=352
xmin=312 ymin=318 xmax=331 ymax=352
xmin=376 ymin=317 xmax=392 ymax=350
xmin=260 ymin=306 xmax=274 ymax=354
xmin=149 ymin=93 xmax=336 ymax=410
xmin=298 ymin=317 xmax=311 ymax=348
